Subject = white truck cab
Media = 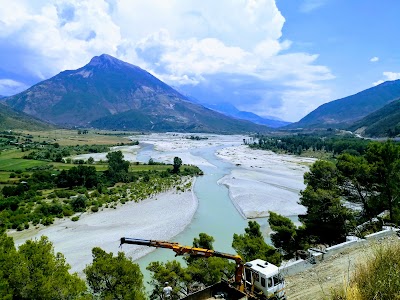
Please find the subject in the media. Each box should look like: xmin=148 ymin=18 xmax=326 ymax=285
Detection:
xmin=244 ymin=259 xmax=286 ymax=300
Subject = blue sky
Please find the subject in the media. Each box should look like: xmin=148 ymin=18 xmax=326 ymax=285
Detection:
xmin=0 ymin=0 xmax=399 ymax=122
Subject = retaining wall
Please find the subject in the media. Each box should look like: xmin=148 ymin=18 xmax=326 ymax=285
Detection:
xmin=279 ymin=227 xmax=399 ymax=277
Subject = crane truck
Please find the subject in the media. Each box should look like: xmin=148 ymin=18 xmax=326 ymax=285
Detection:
xmin=120 ymin=237 xmax=286 ymax=300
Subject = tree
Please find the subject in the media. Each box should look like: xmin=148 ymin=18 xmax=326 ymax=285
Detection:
xmin=147 ymin=233 xmax=236 ymax=298
xmin=365 ymin=141 xmax=400 ymax=223
xmin=186 ymin=233 xmax=235 ymax=287
xmin=106 ymin=151 xmax=130 ymax=182
xmin=147 ymin=260 xmax=191 ymax=300
xmin=232 ymin=221 xmax=281 ymax=265
xmin=268 ymin=211 xmax=298 ymax=258
xmin=84 ymin=247 xmax=146 ymax=300
xmin=0 ymin=231 xmax=18 ymax=299
xmin=87 ymin=157 xmax=94 ymax=164
xmin=70 ymin=195 xmax=88 ymax=212
xmin=13 ymin=236 xmax=87 ymax=299
xmin=336 ymin=153 xmax=376 ymax=220
xmin=299 ymin=160 xmax=352 ymax=245
xmin=172 ymin=157 xmax=182 ymax=174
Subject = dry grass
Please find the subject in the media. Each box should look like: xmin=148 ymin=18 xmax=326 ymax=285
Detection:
xmin=331 ymin=239 xmax=400 ymax=300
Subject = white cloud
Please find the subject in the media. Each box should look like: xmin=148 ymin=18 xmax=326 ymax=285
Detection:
xmin=383 ymin=71 xmax=400 ymax=81
xmin=370 ymin=56 xmax=379 ymax=62
xmin=0 ymin=0 xmax=334 ymax=121
xmin=373 ymin=71 xmax=400 ymax=86
xmin=0 ymin=79 xmax=29 ymax=95
xmin=300 ymin=0 xmax=328 ymax=13
xmin=373 ymin=80 xmax=384 ymax=86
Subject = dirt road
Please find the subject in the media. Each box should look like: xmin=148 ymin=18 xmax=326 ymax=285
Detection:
xmin=284 ymin=236 xmax=400 ymax=300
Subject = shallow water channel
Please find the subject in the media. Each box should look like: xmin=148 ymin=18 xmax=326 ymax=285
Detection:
xmin=134 ymin=143 xmax=248 ymax=284
xmin=131 ymin=140 xmax=300 ymax=289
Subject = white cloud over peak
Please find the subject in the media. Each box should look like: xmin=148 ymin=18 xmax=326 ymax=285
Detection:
xmin=373 ymin=71 xmax=400 ymax=86
xmin=0 ymin=0 xmax=334 ymax=121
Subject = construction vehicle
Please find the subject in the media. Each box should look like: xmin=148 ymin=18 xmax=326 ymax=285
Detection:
xmin=120 ymin=237 xmax=286 ymax=300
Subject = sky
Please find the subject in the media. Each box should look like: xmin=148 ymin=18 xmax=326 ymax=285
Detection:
xmin=0 ymin=0 xmax=399 ymax=122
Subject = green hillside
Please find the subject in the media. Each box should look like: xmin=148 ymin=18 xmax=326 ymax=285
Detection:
xmin=349 ymin=98 xmax=400 ymax=137
xmin=286 ymin=80 xmax=400 ymax=129
xmin=0 ymin=102 xmax=53 ymax=131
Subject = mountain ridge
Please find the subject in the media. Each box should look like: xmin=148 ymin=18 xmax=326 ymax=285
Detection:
xmin=0 ymin=102 xmax=53 ymax=131
xmin=349 ymin=98 xmax=400 ymax=137
xmin=285 ymin=80 xmax=400 ymax=129
xmin=4 ymin=54 xmax=268 ymax=133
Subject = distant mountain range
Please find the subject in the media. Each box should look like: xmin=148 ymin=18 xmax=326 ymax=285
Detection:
xmin=349 ymin=98 xmax=400 ymax=137
xmin=185 ymin=97 xmax=290 ymax=128
xmin=4 ymin=54 xmax=268 ymax=134
xmin=286 ymin=80 xmax=400 ymax=130
xmin=0 ymin=102 xmax=53 ymax=131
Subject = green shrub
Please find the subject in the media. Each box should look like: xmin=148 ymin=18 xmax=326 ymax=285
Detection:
xmin=90 ymin=206 xmax=99 ymax=213
xmin=42 ymin=217 xmax=54 ymax=226
xmin=71 ymin=216 xmax=79 ymax=222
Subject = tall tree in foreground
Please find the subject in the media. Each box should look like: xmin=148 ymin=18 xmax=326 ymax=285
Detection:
xmin=336 ymin=153 xmax=376 ymax=220
xmin=232 ymin=221 xmax=281 ymax=265
xmin=84 ymin=247 xmax=146 ymax=300
xmin=365 ymin=141 xmax=400 ymax=223
xmin=147 ymin=260 xmax=190 ymax=300
xmin=0 ymin=233 xmax=87 ymax=300
xmin=186 ymin=233 xmax=236 ymax=287
xmin=268 ymin=211 xmax=299 ymax=258
xmin=299 ymin=160 xmax=352 ymax=245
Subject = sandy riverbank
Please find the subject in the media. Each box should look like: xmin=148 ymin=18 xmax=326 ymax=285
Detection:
xmin=216 ymin=145 xmax=316 ymax=218
xmin=10 ymin=180 xmax=197 ymax=274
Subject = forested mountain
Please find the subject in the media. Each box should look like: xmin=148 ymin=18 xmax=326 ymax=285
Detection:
xmin=349 ymin=98 xmax=400 ymax=137
xmin=286 ymin=80 xmax=400 ymax=129
xmin=0 ymin=102 xmax=53 ymax=131
xmin=4 ymin=54 xmax=268 ymax=133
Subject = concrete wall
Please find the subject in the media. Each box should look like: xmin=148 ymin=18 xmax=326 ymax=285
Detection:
xmin=365 ymin=227 xmax=399 ymax=240
xmin=279 ymin=259 xmax=314 ymax=277
xmin=279 ymin=227 xmax=399 ymax=277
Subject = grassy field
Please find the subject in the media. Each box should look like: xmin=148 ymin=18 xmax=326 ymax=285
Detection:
xmin=0 ymin=149 xmax=47 ymax=171
xmin=18 ymin=129 xmax=141 ymax=146
xmin=0 ymin=129 xmax=180 ymax=179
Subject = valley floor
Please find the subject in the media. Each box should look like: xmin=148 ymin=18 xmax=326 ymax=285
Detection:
xmin=9 ymin=133 xmax=315 ymax=274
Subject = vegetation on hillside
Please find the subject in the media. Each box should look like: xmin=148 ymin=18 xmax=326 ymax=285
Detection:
xmin=349 ymin=98 xmax=400 ymax=137
xmin=0 ymin=230 xmax=145 ymax=299
xmin=0 ymin=102 xmax=53 ymax=131
xmin=331 ymin=241 xmax=400 ymax=300
xmin=269 ymin=140 xmax=400 ymax=258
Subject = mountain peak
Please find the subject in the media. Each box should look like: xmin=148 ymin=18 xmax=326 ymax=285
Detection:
xmin=87 ymin=54 xmax=139 ymax=70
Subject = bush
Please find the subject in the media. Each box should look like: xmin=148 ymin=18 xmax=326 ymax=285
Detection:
xmin=71 ymin=216 xmax=79 ymax=222
xmin=90 ymin=206 xmax=99 ymax=213
xmin=42 ymin=217 xmax=54 ymax=226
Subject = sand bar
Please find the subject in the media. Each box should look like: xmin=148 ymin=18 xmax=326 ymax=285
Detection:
xmin=217 ymin=145 xmax=316 ymax=218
